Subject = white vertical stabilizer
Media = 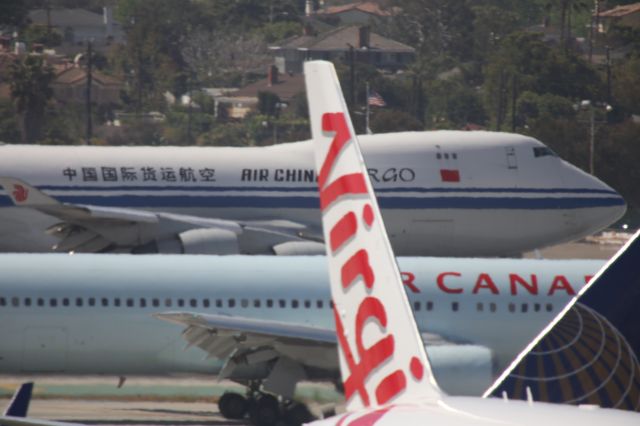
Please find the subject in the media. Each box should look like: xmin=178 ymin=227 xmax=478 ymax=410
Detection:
xmin=304 ymin=60 xmax=442 ymax=411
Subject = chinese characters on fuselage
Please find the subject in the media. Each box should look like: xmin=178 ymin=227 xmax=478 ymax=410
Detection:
xmin=62 ymin=167 xmax=216 ymax=183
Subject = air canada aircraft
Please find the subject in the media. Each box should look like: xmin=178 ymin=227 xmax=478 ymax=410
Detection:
xmin=303 ymin=59 xmax=640 ymax=426
xmin=0 ymin=253 xmax=612 ymax=422
xmin=0 ymin=126 xmax=625 ymax=257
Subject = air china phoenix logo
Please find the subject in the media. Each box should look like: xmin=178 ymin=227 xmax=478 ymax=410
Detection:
xmin=318 ymin=112 xmax=424 ymax=409
xmin=12 ymin=184 xmax=28 ymax=202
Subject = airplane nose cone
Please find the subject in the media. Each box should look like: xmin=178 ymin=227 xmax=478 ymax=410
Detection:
xmin=562 ymin=161 xmax=626 ymax=233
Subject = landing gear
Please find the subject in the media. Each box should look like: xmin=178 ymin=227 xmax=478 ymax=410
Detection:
xmin=217 ymin=389 xmax=315 ymax=426
xmin=249 ymin=393 xmax=280 ymax=426
xmin=218 ymin=392 xmax=248 ymax=419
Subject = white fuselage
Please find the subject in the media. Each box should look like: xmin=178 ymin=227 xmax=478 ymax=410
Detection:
xmin=0 ymin=254 xmax=602 ymax=395
xmin=311 ymin=396 xmax=640 ymax=425
xmin=0 ymin=131 xmax=625 ymax=256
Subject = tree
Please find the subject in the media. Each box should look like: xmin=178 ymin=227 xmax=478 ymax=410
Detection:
xmin=0 ymin=0 xmax=29 ymax=28
xmin=9 ymin=56 xmax=54 ymax=144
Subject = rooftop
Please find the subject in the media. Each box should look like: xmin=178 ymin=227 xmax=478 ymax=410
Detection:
xmin=274 ymin=25 xmax=414 ymax=53
xmin=598 ymin=3 xmax=640 ymax=18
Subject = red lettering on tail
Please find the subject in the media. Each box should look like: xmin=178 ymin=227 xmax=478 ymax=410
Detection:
xmin=342 ymin=249 xmax=375 ymax=290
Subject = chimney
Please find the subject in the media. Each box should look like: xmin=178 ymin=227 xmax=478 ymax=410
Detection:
xmin=268 ymin=65 xmax=279 ymax=86
xmin=358 ymin=26 xmax=370 ymax=49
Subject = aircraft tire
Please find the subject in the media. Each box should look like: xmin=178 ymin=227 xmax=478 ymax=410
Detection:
xmin=218 ymin=392 xmax=248 ymax=419
xmin=282 ymin=401 xmax=314 ymax=426
xmin=249 ymin=393 xmax=280 ymax=426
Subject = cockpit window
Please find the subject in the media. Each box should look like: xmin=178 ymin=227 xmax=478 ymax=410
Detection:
xmin=533 ymin=147 xmax=558 ymax=158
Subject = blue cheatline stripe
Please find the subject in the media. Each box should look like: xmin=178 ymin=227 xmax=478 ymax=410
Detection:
xmin=0 ymin=194 xmax=624 ymax=210
xmin=36 ymin=184 xmax=619 ymax=196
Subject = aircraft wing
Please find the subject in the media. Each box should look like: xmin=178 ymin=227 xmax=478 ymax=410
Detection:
xmin=154 ymin=312 xmax=338 ymax=376
xmin=0 ymin=177 xmax=324 ymax=254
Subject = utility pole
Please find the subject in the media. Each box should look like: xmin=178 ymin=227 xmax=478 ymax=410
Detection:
xmin=85 ymin=40 xmax=93 ymax=145
xmin=349 ymin=44 xmax=355 ymax=107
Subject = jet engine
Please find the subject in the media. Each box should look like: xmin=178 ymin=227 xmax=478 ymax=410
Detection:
xmin=134 ymin=228 xmax=240 ymax=254
xmin=426 ymin=344 xmax=494 ymax=396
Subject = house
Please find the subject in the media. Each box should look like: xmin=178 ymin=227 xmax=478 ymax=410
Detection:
xmin=51 ymin=65 xmax=123 ymax=105
xmin=313 ymin=1 xmax=395 ymax=26
xmin=28 ymin=7 xmax=123 ymax=50
xmin=597 ymin=2 xmax=640 ymax=33
xmin=270 ymin=25 xmax=414 ymax=74
xmin=219 ymin=66 xmax=305 ymax=119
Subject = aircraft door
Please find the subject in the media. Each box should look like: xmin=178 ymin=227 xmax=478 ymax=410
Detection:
xmin=505 ymin=147 xmax=518 ymax=170
xmin=22 ymin=327 xmax=68 ymax=372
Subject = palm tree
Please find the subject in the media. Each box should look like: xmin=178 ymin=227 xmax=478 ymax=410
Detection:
xmin=9 ymin=56 xmax=54 ymax=143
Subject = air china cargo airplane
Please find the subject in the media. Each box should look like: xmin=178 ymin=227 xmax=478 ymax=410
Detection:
xmin=303 ymin=60 xmax=640 ymax=426
xmin=0 ymin=254 xmax=606 ymax=417
xmin=0 ymin=127 xmax=624 ymax=257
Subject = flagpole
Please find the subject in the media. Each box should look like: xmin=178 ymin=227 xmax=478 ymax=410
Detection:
xmin=365 ymin=81 xmax=371 ymax=134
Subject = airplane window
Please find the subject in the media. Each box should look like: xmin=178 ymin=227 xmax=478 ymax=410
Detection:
xmin=533 ymin=147 xmax=558 ymax=158
xmin=11 ymin=297 xmax=19 ymax=307
xmin=152 ymin=298 xmax=160 ymax=307
xmin=88 ymin=297 xmax=95 ymax=306
xmin=426 ymin=301 xmax=433 ymax=311
xmin=436 ymin=153 xmax=442 ymax=159
xmin=126 ymin=298 xmax=134 ymax=307
xmin=490 ymin=302 xmax=496 ymax=312
xmin=216 ymin=299 xmax=222 ymax=308
xmin=508 ymin=303 xmax=516 ymax=313
xmin=62 ymin=298 xmax=69 ymax=307
xmin=329 ymin=300 xmax=334 ymax=309
xmin=444 ymin=153 xmax=449 ymax=159
xmin=24 ymin=297 xmax=32 ymax=307
xmin=0 ymin=297 xmax=5 ymax=306
xmin=521 ymin=303 xmax=528 ymax=313
xmin=203 ymin=299 xmax=210 ymax=308
xmin=228 ymin=298 xmax=235 ymax=308
xmin=253 ymin=299 xmax=261 ymax=308
xmin=50 ymin=298 xmax=57 ymax=307
xmin=177 ymin=299 xmax=185 ymax=307
xmin=546 ymin=303 xmax=553 ymax=312
xmin=476 ymin=302 xmax=483 ymax=312
xmin=140 ymin=298 xmax=147 ymax=308
xmin=76 ymin=298 xmax=83 ymax=307
xmin=114 ymin=298 xmax=121 ymax=307
xmin=241 ymin=299 xmax=249 ymax=308
xmin=190 ymin=299 xmax=197 ymax=308
xmin=316 ymin=300 xmax=323 ymax=308
xmin=164 ymin=298 xmax=172 ymax=307
xmin=101 ymin=298 xmax=109 ymax=307
xmin=267 ymin=299 xmax=274 ymax=308
xmin=37 ymin=298 xmax=45 ymax=307
xmin=414 ymin=301 xmax=421 ymax=311
xmin=534 ymin=303 xmax=541 ymax=312
xmin=292 ymin=299 xmax=299 ymax=309
xmin=451 ymin=302 xmax=459 ymax=312
xmin=279 ymin=299 xmax=286 ymax=308
xmin=452 ymin=153 xmax=458 ymax=159
xmin=304 ymin=300 xmax=311 ymax=309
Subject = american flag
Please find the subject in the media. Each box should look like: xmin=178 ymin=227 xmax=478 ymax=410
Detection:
xmin=367 ymin=90 xmax=386 ymax=107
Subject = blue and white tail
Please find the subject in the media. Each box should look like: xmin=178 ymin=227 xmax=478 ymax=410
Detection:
xmin=4 ymin=383 xmax=33 ymax=417
xmin=304 ymin=60 xmax=442 ymax=412
xmin=486 ymin=230 xmax=640 ymax=411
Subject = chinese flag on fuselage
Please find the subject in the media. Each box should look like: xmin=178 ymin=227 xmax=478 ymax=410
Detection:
xmin=440 ymin=169 xmax=460 ymax=182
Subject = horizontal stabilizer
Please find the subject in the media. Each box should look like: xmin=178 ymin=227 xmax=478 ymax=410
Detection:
xmin=486 ymin=230 xmax=640 ymax=411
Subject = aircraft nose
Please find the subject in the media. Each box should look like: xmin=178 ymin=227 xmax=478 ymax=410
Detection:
xmin=562 ymin=161 xmax=626 ymax=231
